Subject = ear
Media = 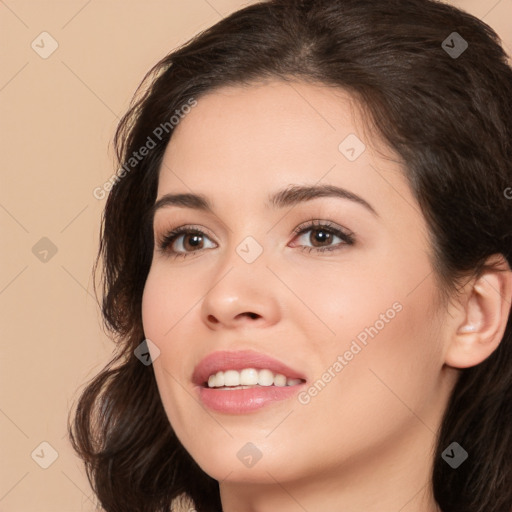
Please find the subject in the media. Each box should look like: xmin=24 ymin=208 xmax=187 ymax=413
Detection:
xmin=444 ymin=254 xmax=512 ymax=369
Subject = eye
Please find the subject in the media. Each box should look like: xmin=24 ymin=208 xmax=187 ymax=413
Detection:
xmin=156 ymin=225 xmax=216 ymax=259
xmin=156 ymin=220 xmax=355 ymax=259
xmin=290 ymin=220 xmax=355 ymax=253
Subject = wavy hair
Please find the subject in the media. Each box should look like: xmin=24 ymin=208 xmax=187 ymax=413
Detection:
xmin=68 ymin=1 xmax=512 ymax=511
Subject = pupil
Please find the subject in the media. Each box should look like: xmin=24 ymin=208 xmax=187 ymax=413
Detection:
xmin=187 ymin=234 xmax=202 ymax=248
xmin=313 ymin=229 xmax=330 ymax=245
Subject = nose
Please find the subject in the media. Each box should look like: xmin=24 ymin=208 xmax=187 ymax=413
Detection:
xmin=200 ymin=259 xmax=281 ymax=330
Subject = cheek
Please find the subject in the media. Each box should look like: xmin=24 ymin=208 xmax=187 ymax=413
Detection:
xmin=292 ymin=285 xmax=443 ymax=464
xmin=319 ymin=275 xmax=444 ymax=424
xmin=141 ymin=265 xmax=199 ymax=341
xmin=303 ymin=253 xmax=444 ymax=423
xmin=141 ymin=269 xmax=194 ymax=395
xmin=287 ymin=260 xmax=408 ymax=356
xmin=141 ymin=270 xmax=196 ymax=430
xmin=141 ymin=279 xmax=167 ymax=340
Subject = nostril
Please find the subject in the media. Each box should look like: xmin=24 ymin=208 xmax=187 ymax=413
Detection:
xmin=234 ymin=312 xmax=260 ymax=320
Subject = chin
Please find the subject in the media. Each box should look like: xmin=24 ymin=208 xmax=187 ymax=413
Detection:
xmin=188 ymin=439 xmax=303 ymax=484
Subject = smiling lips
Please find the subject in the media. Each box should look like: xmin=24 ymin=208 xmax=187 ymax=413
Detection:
xmin=192 ymin=349 xmax=307 ymax=413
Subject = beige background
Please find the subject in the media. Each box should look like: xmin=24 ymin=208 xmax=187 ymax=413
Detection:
xmin=1 ymin=1 xmax=511 ymax=511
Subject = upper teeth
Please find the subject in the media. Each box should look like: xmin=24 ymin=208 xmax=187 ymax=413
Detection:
xmin=207 ymin=368 xmax=303 ymax=388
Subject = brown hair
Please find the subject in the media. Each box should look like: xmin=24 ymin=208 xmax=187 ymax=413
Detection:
xmin=69 ymin=1 xmax=512 ymax=511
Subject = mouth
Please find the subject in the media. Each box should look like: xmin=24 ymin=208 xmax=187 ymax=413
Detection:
xmin=193 ymin=349 xmax=307 ymax=413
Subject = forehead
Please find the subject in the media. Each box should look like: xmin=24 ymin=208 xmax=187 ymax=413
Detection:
xmin=164 ymin=80 xmax=369 ymax=167
xmin=156 ymin=80 xmax=410 ymax=218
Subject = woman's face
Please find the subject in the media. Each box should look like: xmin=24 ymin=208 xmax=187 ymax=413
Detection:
xmin=142 ymin=80 xmax=455 ymax=492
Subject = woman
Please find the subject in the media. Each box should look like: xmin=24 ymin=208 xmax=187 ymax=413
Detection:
xmin=69 ymin=0 xmax=512 ymax=511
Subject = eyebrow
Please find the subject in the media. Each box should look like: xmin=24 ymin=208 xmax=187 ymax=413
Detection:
xmin=149 ymin=184 xmax=378 ymax=221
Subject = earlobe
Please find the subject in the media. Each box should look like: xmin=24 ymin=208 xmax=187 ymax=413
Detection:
xmin=444 ymin=254 xmax=512 ymax=369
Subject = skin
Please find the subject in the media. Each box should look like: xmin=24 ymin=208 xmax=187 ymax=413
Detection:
xmin=141 ymin=80 xmax=512 ymax=512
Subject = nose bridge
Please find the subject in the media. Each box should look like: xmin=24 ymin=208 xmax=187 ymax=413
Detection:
xmin=214 ymin=231 xmax=269 ymax=298
xmin=218 ymin=207 xmax=270 ymax=270
xmin=234 ymin=233 xmax=266 ymax=265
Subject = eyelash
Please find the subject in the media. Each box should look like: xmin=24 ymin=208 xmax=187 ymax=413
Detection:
xmin=156 ymin=220 xmax=355 ymax=260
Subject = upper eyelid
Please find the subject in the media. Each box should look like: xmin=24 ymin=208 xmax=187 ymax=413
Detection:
xmin=157 ymin=223 xmax=217 ymax=241
xmin=154 ymin=219 xmax=220 ymax=239
xmin=153 ymin=211 xmax=230 ymax=237
xmin=293 ymin=218 xmax=352 ymax=234
xmin=155 ymin=219 xmax=348 ymax=236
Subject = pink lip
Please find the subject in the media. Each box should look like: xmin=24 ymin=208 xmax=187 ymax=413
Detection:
xmin=192 ymin=349 xmax=307 ymax=414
